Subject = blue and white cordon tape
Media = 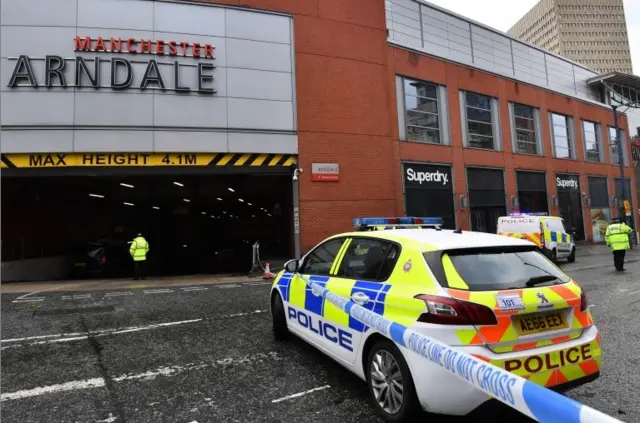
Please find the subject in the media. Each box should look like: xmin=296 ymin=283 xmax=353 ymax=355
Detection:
xmin=295 ymin=274 xmax=624 ymax=423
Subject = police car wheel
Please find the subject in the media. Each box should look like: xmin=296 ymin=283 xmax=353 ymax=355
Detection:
xmin=367 ymin=340 xmax=420 ymax=422
xmin=271 ymin=293 xmax=290 ymax=340
xmin=551 ymin=248 xmax=558 ymax=263
xmin=568 ymin=247 xmax=576 ymax=262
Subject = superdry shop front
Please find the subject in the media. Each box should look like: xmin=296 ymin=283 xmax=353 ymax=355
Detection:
xmin=555 ymin=174 xmax=585 ymax=241
xmin=403 ymin=163 xmax=456 ymax=229
xmin=0 ymin=0 xmax=298 ymax=281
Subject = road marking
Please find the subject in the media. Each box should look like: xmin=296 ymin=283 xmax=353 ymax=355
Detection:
xmin=61 ymin=294 xmax=92 ymax=300
xmin=271 ymin=385 xmax=331 ymax=403
xmin=217 ymin=284 xmax=239 ymax=289
xmin=1 ymin=352 xmax=281 ymax=402
xmin=628 ymin=289 xmax=640 ymax=296
xmin=247 ymin=282 xmax=271 ymax=286
xmin=104 ymin=291 xmax=134 ymax=297
xmin=96 ymin=413 xmax=118 ymax=423
xmin=11 ymin=297 xmax=45 ymax=303
xmin=1 ymin=310 xmax=267 ymax=349
xmin=0 ymin=378 xmax=106 ymax=401
xmin=180 ymin=286 xmax=208 ymax=292
xmin=143 ymin=289 xmax=174 ymax=294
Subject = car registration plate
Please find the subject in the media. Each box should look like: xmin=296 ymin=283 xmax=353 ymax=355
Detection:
xmin=513 ymin=312 xmax=568 ymax=336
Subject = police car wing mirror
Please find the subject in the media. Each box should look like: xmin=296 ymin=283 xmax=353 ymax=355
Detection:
xmin=284 ymin=259 xmax=299 ymax=273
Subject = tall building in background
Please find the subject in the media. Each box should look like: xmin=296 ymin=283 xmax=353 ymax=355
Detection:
xmin=508 ymin=0 xmax=633 ymax=74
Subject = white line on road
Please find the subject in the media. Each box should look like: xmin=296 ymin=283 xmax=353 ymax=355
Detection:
xmin=143 ymin=289 xmax=174 ymax=294
xmin=217 ymin=284 xmax=239 ymax=289
xmin=0 ymin=378 xmax=106 ymax=401
xmin=247 ymin=282 xmax=271 ymax=286
xmin=0 ymin=352 xmax=281 ymax=402
xmin=11 ymin=298 xmax=45 ymax=303
xmin=271 ymin=385 xmax=331 ymax=403
xmin=1 ymin=309 xmax=268 ymax=348
xmin=104 ymin=291 xmax=135 ymax=297
xmin=61 ymin=294 xmax=92 ymax=300
xmin=180 ymin=286 xmax=209 ymax=292
xmin=628 ymin=289 xmax=640 ymax=296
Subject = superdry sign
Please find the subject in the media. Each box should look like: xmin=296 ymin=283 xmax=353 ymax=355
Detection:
xmin=404 ymin=164 xmax=451 ymax=189
xmin=6 ymin=36 xmax=216 ymax=93
xmin=556 ymin=175 xmax=579 ymax=190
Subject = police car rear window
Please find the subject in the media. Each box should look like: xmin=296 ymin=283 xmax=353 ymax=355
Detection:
xmin=423 ymin=246 xmax=569 ymax=291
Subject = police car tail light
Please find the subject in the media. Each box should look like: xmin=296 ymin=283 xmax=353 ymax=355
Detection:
xmin=580 ymin=290 xmax=588 ymax=312
xmin=414 ymin=295 xmax=498 ymax=326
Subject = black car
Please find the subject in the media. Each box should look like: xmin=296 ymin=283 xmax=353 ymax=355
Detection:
xmin=70 ymin=240 xmax=131 ymax=279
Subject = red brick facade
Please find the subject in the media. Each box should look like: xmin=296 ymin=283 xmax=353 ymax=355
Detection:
xmin=201 ymin=0 xmax=636 ymax=251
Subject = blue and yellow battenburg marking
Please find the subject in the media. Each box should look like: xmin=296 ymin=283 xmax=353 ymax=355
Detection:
xmin=296 ymin=275 xmax=622 ymax=423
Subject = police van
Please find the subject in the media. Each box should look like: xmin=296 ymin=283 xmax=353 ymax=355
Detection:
xmin=497 ymin=213 xmax=575 ymax=263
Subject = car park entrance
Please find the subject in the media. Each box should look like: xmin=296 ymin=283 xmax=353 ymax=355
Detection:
xmin=1 ymin=152 xmax=295 ymax=282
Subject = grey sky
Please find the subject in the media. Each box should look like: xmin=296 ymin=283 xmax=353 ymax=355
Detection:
xmin=425 ymin=0 xmax=640 ymax=75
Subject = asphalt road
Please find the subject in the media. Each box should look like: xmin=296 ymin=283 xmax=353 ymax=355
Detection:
xmin=1 ymin=250 xmax=639 ymax=423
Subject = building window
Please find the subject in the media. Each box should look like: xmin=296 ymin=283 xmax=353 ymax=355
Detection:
xmin=396 ymin=76 xmax=449 ymax=145
xmin=510 ymin=103 xmax=542 ymax=155
xmin=461 ymin=91 xmax=500 ymax=150
xmin=608 ymin=126 xmax=627 ymax=165
xmin=404 ymin=78 xmax=440 ymax=144
xmin=582 ymin=120 xmax=602 ymax=162
xmin=550 ymin=113 xmax=574 ymax=159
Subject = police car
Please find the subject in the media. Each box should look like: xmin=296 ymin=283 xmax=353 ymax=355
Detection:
xmin=270 ymin=217 xmax=599 ymax=421
xmin=497 ymin=213 xmax=576 ymax=263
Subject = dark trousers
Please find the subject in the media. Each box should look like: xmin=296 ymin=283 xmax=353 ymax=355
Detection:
xmin=613 ymin=250 xmax=626 ymax=271
xmin=134 ymin=260 xmax=147 ymax=280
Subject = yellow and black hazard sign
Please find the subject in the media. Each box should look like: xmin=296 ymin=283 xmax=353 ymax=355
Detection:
xmin=0 ymin=153 xmax=296 ymax=169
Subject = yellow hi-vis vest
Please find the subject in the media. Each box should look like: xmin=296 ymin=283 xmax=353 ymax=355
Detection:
xmin=130 ymin=236 xmax=149 ymax=261
xmin=605 ymin=223 xmax=632 ymax=251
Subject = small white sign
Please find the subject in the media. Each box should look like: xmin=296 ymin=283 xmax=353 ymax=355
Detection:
xmin=495 ymin=294 xmax=525 ymax=311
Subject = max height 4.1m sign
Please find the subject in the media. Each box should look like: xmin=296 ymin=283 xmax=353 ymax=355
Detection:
xmin=6 ymin=36 xmax=216 ymax=93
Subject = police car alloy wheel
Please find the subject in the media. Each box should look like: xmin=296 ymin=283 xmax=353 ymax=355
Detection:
xmin=367 ymin=340 xmax=420 ymax=422
xmin=271 ymin=292 xmax=289 ymax=340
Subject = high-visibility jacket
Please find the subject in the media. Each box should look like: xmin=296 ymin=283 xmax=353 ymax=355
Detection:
xmin=130 ymin=236 xmax=150 ymax=261
xmin=605 ymin=223 xmax=632 ymax=251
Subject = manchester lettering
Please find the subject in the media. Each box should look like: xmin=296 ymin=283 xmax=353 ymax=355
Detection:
xmin=73 ymin=36 xmax=215 ymax=58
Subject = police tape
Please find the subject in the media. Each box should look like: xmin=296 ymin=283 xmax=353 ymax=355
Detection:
xmin=294 ymin=275 xmax=623 ymax=423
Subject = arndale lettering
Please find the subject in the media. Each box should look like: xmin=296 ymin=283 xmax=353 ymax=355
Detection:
xmin=6 ymin=36 xmax=216 ymax=93
xmin=406 ymin=168 xmax=449 ymax=186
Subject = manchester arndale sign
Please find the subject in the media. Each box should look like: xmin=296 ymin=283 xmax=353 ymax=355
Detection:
xmin=6 ymin=36 xmax=217 ymax=93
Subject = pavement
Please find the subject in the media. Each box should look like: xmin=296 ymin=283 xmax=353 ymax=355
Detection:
xmin=1 ymin=245 xmax=639 ymax=423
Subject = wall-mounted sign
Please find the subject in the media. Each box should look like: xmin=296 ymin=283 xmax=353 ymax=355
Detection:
xmin=6 ymin=36 xmax=216 ymax=93
xmin=555 ymin=174 xmax=579 ymax=190
xmin=404 ymin=163 xmax=451 ymax=189
xmin=311 ymin=163 xmax=339 ymax=182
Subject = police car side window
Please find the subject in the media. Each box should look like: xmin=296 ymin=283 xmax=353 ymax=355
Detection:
xmin=337 ymin=238 xmax=399 ymax=282
xmin=299 ymin=238 xmax=344 ymax=276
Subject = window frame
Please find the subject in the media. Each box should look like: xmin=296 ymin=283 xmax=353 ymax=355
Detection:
xmin=335 ymin=236 xmax=403 ymax=283
xmin=607 ymin=126 xmax=628 ymax=166
xmin=299 ymin=237 xmax=348 ymax=276
xmin=397 ymin=76 xmax=450 ymax=146
xmin=460 ymin=90 xmax=502 ymax=151
xmin=509 ymin=102 xmax=543 ymax=156
xmin=549 ymin=112 xmax=576 ymax=160
xmin=581 ymin=120 xmax=603 ymax=163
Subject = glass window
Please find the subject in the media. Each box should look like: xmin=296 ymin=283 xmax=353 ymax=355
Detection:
xmin=299 ymin=238 xmax=344 ymax=276
xmin=465 ymin=92 xmax=495 ymax=150
xmin=513 ymin=103 xmax=538 ymax=155
xmin=551 ymin=113 xmax=573 ymax=159
xmin=438 ymin=247 xmax=569 ymax=291
xmin=404 ymin=78 xmax=440 ymax=144
xmin=608 ymin=126 xmax=625 ymax=164
xmin=583 ymin=121 xmax=601 ymax=162
xmin=337 ymin=238 xmax=400 ymax=282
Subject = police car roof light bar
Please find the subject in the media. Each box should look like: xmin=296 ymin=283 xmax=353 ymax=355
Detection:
xmin=352 ymin=217 xmax=444 ymax=229
xmin=508 ymin=212 xmax=549 ymax=217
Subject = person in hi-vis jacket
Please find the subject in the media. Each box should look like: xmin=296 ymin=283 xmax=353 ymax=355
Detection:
xmin=130 ymin=233 xmax=150 ymax=280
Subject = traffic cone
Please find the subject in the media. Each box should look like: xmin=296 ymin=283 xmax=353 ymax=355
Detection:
xmin=263 ymin=262 xmax=275 ymax=280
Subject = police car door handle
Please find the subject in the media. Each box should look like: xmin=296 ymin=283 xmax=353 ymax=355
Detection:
xmin=351 ymin=292 xmax=370 ymax=305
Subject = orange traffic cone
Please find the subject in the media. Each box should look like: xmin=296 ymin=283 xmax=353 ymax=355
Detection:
xmin=263 ymin=262 xmax=275 ymax=280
